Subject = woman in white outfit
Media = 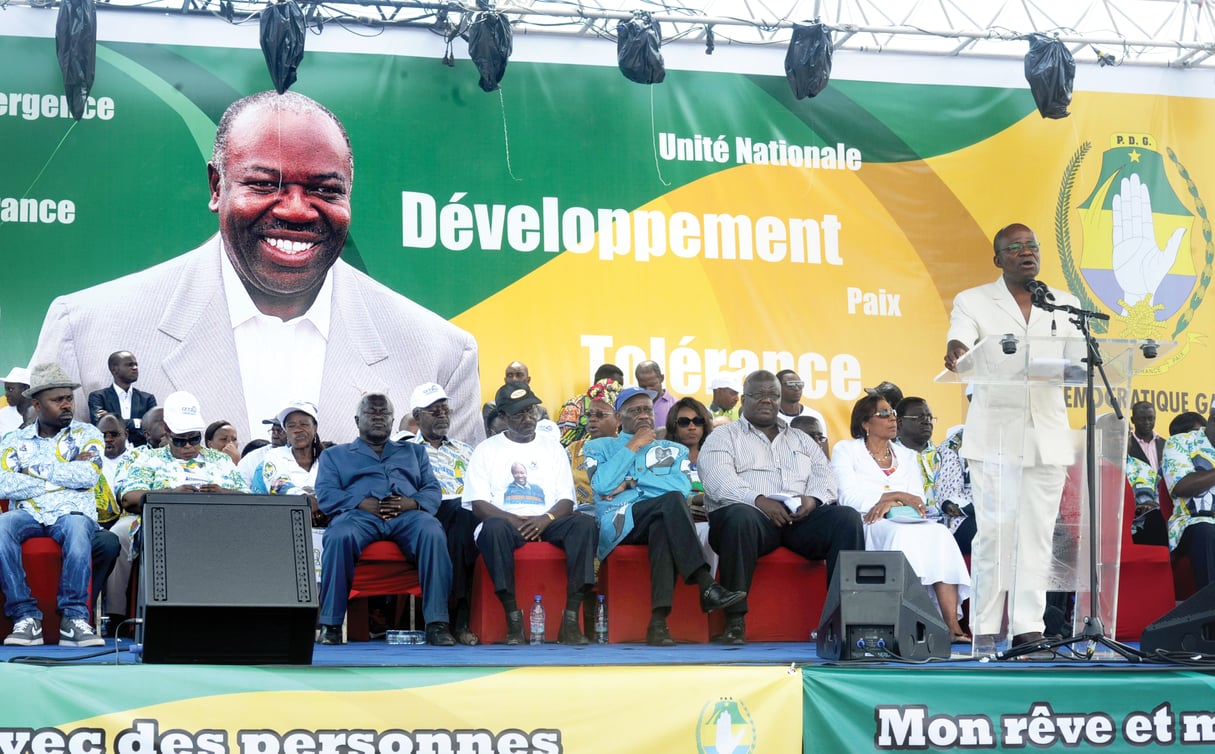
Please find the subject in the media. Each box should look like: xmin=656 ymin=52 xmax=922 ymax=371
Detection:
xmin=832 ymin=394 xmax=972 ymax=642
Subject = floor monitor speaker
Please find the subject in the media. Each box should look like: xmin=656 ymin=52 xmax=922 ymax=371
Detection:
xmin=138 ymin=493 xmax=316 ymax=664
xmin=817 ymin=550 xmax=950 ymax=661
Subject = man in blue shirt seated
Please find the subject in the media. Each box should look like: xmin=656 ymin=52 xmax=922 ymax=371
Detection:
xmin=0 ymin=363 xmax=109 ymax=647
xmin=315 ymin=392 xmax=454 ymax=646
xmin=585 ymin=387 xmax=745 ymax=646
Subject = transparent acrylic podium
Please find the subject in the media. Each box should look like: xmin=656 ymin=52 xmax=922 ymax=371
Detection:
xmin=936 ymin=334 xmax=1172 ymax=658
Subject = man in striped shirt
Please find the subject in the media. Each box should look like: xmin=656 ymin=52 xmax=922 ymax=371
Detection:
xmin=699 ymin=370 xmax=864 ymax=645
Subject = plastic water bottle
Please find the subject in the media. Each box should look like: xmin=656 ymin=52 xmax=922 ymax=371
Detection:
xmin=529 ymin=594 xmax=545 ymax=645
xmin=594 ymin=595 xmax=608 ymax=644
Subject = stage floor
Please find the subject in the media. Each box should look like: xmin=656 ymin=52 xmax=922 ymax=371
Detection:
xmin=0 ymin=636 xmax=1170 ymax=667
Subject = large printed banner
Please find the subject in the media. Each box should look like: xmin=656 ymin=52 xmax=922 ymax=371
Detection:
xmin=0 ymin=664 xmax=800 ymax=753
xmin=804 ymin=666 xmax=1215 ymax=752
xmin=3 ymin=15 xmax=1214 ymax=443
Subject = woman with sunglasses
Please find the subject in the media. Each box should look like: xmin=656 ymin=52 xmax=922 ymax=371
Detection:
xmin=831 ymin=393 xmax=972 ymax=643
xmin=567 ymin=380 xmax=621 ymax=509
xmin=665 ymin=397 xmax=718 ymax=572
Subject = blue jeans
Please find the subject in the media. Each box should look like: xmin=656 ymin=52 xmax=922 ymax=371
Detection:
xmin=0 ymin=510 xmax=97 ymax=621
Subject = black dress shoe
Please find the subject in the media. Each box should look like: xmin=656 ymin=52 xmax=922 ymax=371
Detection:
xmin=426 ymin=622 xmax=456 ymax=646
xmin=455 ymin=625 xmax=480 ymax=646
xmin=700 ymin=583 xmax=747 ymax=613
xmin=646 ymin=619 xmax=677 ymax=647
xmin=1012 ymin=631 xmax=1045 ymax=647
xmin=716 ymin=615 xmax=746 ymax=645
xmin=503 ymin=610 xmax=525 ymax=645
xmin=558 ymin=610 xmax=589 ymax=645
xmin=317 ymin=625 xmax=342 ymax=645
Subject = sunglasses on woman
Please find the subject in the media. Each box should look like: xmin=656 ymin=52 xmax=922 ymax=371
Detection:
xmin=676 ymin=416 xmax=706 ymax=428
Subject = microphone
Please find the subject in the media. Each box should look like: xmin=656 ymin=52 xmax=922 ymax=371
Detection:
xmin=1024 ymin=279 xmax=1054 ymax=307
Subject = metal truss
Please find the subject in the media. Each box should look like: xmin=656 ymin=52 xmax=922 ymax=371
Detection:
xmin=12 ymin=0 xmax=1215 ymax=68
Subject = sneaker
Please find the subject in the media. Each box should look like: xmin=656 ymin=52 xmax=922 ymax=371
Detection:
xmin=4 ymin=617 xmax=44 ymax=646
xmin=59 ymin=617 xmax=104 ymax=647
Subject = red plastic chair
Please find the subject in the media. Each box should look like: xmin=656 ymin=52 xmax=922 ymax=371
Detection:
xmin=0 ymin=499 xmax=69 ymax=643
xmin=1157 ymin=481 xmax=1197 ymax=600
xmin=1114 ymin=480 xmax=1175 ymax=640
xmin=470 ymin=542 xmax=569 ymax=644
xmin=599 ymin=544 xmax=709 ymax=643
xmin=345 ymin=540 xmax=422 ymax=641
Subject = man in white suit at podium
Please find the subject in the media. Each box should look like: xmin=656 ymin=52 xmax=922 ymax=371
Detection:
xmin=943 ymin=223 xmax=1082 ymax=653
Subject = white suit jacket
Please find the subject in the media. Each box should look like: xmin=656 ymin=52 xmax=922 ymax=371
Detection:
xmin=947 ymin=277 xmax=1082 ymax=466
xmin=31 ymin=237 xmax=485 ymax=446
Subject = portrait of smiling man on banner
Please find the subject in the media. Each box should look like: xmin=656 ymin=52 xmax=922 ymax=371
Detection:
xmin=30 ymin=90 xmax=482 ymax=445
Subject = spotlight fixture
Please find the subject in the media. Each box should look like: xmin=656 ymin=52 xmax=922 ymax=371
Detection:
xmin=1093 ymin=46 xmax=1120 ymax=67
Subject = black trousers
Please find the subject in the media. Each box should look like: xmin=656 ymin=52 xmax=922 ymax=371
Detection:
xmin=708 ymin=502 xmax=864 ymax=616
xmin=477 ymin=514 xmax=598 ymax=600
xmin=436 ymin=498 xmax=479 ymax=607
xmin=618 ymin=491 xmax=709 ymax=610
xmin=1176 ymin=522 xmax=1215 ymax=589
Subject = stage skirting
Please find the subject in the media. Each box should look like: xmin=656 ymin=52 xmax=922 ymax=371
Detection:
xmin=2 ymin=663 xmax=1214 ymax=752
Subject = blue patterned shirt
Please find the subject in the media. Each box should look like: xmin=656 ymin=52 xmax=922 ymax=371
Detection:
xmin=0 ymin=420 xmax=103 ymax=524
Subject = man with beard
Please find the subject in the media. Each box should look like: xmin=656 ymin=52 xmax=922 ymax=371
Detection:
xmin=699 ymin=370 xmax=864 ymax=645
xmin=0 ymin=363 xmax=108 ymax=647
xmin=31 ymin=91 xmax=482 ymax=446
xmin=585 ymin=387 xmax=745 ymax=646
xmin=315 ymin=393 xmax=455 ymax=646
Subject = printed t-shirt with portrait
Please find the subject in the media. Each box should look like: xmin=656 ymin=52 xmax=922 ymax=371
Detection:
xmin=463 ymin=432 xmax=575 ymax=537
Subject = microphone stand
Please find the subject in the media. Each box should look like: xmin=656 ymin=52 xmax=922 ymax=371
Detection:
xmin=994 ymin=284 xmax=1145 ymax=663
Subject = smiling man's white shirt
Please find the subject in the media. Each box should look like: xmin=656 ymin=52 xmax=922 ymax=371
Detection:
xmin=221 ymin=241 xmax=331 ymax=435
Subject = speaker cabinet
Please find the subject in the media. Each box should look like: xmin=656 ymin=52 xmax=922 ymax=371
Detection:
xmin=138 ymin=493 xmax=317 ymax=664
xmin=1140 ymin=582 xmax=1215 ymax=655
xmin=817 ymin=551 xmax=951 ymax=661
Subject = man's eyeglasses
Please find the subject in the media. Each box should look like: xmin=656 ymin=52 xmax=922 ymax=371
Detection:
xmin=586 ymin=410 xmax=613 ymax=420
xmin=622 ymin=405 xmax=654 ymax=417
xmin=676 ymin=416 xmax=706 ymax=428
xmin=418 ymin=403 xmax=450 ymax=417
xmin=999 ymin=241 xmax=1040 ymax=254
xmin=870 ymin=409 xmax=897 ymax=419
xmin=744 ymin=391 xmax=781 ymax=403
xmin=901 ymin=414 xmax=937 ymax=424
xmin=508 ymin=407 xmax=540 ymax=421
xmin=170 ymin=434 xmax=203 ymax=447
xmin=782 ymin=380 xmax=805 ymax=388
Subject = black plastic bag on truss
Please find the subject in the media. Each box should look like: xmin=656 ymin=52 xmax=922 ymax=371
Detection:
xmin=1024 ymin=33 xmax=1075 ymax=119
xmin=260 ymin=0 xmax=306 ymax=94
xmin=785 ymin=21 xmax=833 ymax=99
xmin=468 ymin=12 xmax=513 ymax=92
xmin=617 ymin=11 xmax=665 ymax=84
xmin=56 ymin=0 xmax=96 ymax=120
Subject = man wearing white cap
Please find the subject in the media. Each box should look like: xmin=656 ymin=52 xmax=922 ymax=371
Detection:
xmin=708 ymin=372 xmax=742 ymax=422
xmin=118 ymin=391 xmax=249 ymax=509
xmin=0 ymin=367 xmax=32 ymax=438
xmin=409 ymin=383 xmax=479 ymax=645
xmin=0 ymin=362 xmax=107 ymax=647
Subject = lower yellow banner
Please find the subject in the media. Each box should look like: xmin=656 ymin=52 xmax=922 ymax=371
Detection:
xmin=42 ymin=665 xmax=801 ymax=753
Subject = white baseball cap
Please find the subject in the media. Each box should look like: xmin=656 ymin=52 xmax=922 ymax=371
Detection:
xmin=163 ymin=391 xmax=206 ymax=434
xmin=410 ymin=382 xmax=449 ymax=411
xmin=276 ymin=399 xmax=319 ymax=428
xmin=709 ymin=372 xmax=742 ymax=393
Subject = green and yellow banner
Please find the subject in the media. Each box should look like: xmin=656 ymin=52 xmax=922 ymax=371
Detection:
xmin=3 ymin=16 xmax=1213 ymax=441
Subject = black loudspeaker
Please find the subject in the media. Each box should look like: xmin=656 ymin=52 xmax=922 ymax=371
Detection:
xmin=138 ymin=493 xmax=317 ymax=664
xmin=1140 ymin=582 xmax=1215 ymax=655
xmin=817 ymin=551 xmax=951 ymax=660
